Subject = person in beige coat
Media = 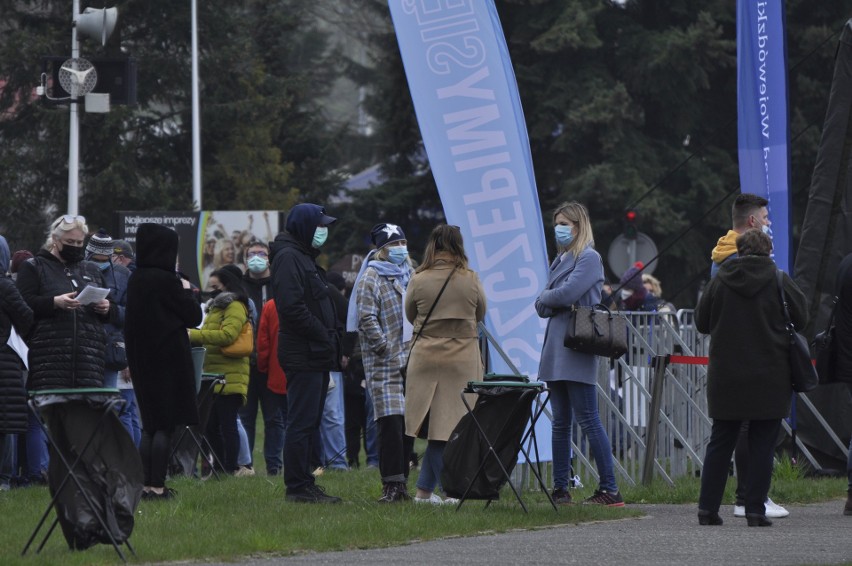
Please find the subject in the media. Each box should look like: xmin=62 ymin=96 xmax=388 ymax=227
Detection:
xmin=404 ymin=225 xmax=486 ymax=505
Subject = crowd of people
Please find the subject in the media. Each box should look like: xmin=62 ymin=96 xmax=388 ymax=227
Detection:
xmin=1 ymin=197 xmax=851 ymax=522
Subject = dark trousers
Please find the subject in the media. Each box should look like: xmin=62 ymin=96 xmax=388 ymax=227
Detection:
xmin=734 ymin=421 xmax=751 ymax=505
xmin=206 ymin=393 xmax=242 ymax=473
xmin=140 ymin=428 xmax=174 ymax=488
xmin=284 ymin=371 xmax=329 ymax=492
xmin=699 ymin=418 xmax=781 ymax=516
xmin=376 ymin=414 xmax=413 ymax=484
xmin=239 ymin=364 xmax=286 ymax=472
xmin=344 ymin=391 xmax=367 ymax=467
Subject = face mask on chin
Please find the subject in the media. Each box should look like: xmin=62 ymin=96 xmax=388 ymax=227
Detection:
xmin=95 ymin=261 xmax=111 ymax=271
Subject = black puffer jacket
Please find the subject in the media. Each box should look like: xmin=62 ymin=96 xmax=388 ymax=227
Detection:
xmin=16 ymin=249 xmax=111 ymax=390
xmin=270 ymin=205 xmax=340 ymax=372
xmin=0 ymin=232 xmax=34 ymax=434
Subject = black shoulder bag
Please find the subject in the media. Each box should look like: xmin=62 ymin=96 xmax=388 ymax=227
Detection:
xmin=399 ymin=267 xmax=456 ymax=380
xmin=776 ymin=270 xmax=818 ymax=393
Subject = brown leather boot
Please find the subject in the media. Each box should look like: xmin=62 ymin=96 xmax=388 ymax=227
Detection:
xmin=844 ymin=490 xmax=852 ymax=516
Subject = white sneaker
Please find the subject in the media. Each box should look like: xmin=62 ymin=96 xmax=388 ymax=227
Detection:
xmin=764 ymin=498 xmax=789 ymax=518
xmin=442 ymin=496 xmax=460 ymax=506
xmin=733 ymin=499 xmax=789 ymax=518
xmin=233 ymin=466 xmax=255 ymax=477
xmin=414 ymin=493 xmax=444 ymax=505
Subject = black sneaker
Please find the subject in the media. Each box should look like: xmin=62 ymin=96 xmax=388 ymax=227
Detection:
xmin=286 ymin=484 xmax=342 ymax=504
xmin=378 ymin=482 xmax=411 ymax=503
xmin=552 ymin=487 xmax=572 ymax=505
xmin=583 ymin=489 xmax=624 ymax=507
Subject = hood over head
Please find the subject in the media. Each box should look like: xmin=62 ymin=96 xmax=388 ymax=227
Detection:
xmin=285 ymin=203 xmax=336 ymax=248
xmin=136 ymin=223 xmax=179 ymax=271
xmin=716 ymin=255 xmax=777 ymax=298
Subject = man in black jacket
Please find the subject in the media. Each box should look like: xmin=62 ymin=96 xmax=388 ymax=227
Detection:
xmin=270 ymin=203 xmax=342 ymax=503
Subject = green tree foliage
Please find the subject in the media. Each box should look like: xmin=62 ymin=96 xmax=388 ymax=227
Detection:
xmin=340 ymin=0 xmax=851 ymax=306
xmin=0 ymin=0 xmax=341 ymax=250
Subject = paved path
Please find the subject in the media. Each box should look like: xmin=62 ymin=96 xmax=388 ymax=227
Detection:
xmin=215 ymin=500 xmax=852 ymax=565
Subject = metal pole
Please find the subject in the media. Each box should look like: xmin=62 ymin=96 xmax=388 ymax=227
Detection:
xmin=67 ymin=0 xmax=80 ymax=216
xmin=191 ymin=0 xmax=202 ymax=210
xmin=641 ymin=355 xmax=668 ymax=485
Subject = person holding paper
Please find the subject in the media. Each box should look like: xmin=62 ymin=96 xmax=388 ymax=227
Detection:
xmin=16 ymin=215 xmax=114 ymax=391
xmin=0 ymin=235 xmax=34 ymax=490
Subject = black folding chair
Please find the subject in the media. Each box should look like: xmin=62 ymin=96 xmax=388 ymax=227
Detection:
xmin=168 ymin=347 xmax=227 ymax=479
xmin=22 ymin=388 xmax=143 ymax=562
xmin=442 ymin=380 xmax=556 ymax=513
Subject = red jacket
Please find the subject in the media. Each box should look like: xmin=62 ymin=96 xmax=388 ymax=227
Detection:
xmin=257 ymin=299 xmax=286 ymax=394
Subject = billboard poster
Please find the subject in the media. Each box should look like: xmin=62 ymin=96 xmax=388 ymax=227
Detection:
xmin=116 ymin=210 xmax=283 ymax=289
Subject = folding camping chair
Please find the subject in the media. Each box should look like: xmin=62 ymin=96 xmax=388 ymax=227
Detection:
xmin=22 ymin=388 xmax=143 ymax=562
xmin=168 ymin=347 xmax=227 ymax=479
xmin=443 ymin=380 xmax=556 ymax=513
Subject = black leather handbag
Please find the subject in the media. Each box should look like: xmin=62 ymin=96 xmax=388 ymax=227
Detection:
xmin=776 ymin=271 xmax=818 ymax=393
xmin=563 ymin=303 xmax=628 ymax=359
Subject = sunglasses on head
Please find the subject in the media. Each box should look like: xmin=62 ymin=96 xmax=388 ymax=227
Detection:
xmin=54 ymin=214 xmax=86 ymax=227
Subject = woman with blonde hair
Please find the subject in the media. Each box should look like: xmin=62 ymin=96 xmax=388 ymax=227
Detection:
xmin=16 ymin=215 xmax=113 ymax=391
xmin=404 ymin=224 xmax=486 ymax=505
xmin=535 ymin=202 xmax=623 ymax=506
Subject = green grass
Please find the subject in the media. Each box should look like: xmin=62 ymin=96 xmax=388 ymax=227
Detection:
xmin=1 ymin=467 xmax=639 ymax=565
xmin=3 ymin=434 xmax=845 ymax=565
xmin=2 ymin=459 xmax=846 ymax=565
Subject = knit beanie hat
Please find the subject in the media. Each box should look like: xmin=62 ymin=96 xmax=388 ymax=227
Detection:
xmin=619 ymin=262 xmax=646 ymax=293
xmin=85 ymin=228 xmax=114 ymax=258
xmin=112 ymin=239 xmax=135 ymax=259
xmin=370 ymin=223 xmax=406 ymax=249
xmin=10 ymin=250 xmax=33 ymax=274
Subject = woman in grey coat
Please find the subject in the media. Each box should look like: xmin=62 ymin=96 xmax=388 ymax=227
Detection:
xmin=536 ymin=202 xmax=623 ymax=507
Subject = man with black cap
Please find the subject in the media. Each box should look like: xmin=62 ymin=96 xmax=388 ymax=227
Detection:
xmin=270 ymin=203 xmax=342 ymax=503
xmin=112 ymin=240 xmax=136 ymax=272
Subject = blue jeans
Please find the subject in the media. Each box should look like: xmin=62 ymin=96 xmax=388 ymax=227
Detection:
xmin=26 ymin=407 xmax=48 ymax=482
xmin=237 ymin=417 xmax=251 ymax=467
xmin=118 ymin=389 xmax=142 ymax=447
xmin=549 ymin=380 xmax=618 ymax=493
xmin=238 ymin=365 xmax=286 ymax=472
xmin=103 ymin=370 xmax=119 ymax=389
xmin=284 ymin=371 xmax=329 ymax=492
xmin=319 ymin=372 xmax=348 ymax=469
xmin=364 ymin=387 xmax=379 ymax=467
xmin=416 ymin=440 xmax=447 ymax=493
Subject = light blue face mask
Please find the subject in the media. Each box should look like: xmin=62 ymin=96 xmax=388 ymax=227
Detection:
xmin=247 ymin=255 xmax=269 ymax=273
xmin=554 ymin=225 xmax=573 ymax=246
xmin=312 ymin=226 xmax=329 ymax=249
xmin=387 ymin=246 xmax=409 ymax=265
xmin=96 ymin=261 xmax=111 ymax=271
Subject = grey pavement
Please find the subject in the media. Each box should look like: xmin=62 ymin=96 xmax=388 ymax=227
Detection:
xmin=207 ymin=500 xmax=852 ymax=565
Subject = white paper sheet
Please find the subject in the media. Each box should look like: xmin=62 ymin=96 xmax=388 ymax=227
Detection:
xmin=75 ymin=285 xmax=110 ymax=305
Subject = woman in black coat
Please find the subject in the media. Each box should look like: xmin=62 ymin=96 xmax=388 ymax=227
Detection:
xmin=695 ymin=229 xmax=808 ymax=527
xmin=15 ymin=215 xmax=113 ymax=391
xmin=125 ymin=224 xmax=202 ymax=499
xmin=0 ymin=235 xmax=34 ymax=489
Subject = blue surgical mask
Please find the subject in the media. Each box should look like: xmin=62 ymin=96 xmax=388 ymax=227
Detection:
xmin=387 ymin=246 xmax=409 ymax=265
xmin=554 ymin=225 xmax=573 ymax=246
xmin=247 ymin=255 xmax=269 ymax=273
xmin=96 ymin=261 xmax=111 ymax=271
xmin=312 ymin=226 xmax=329 ymax=249
xmin=761 ymin=224 xmax=771 ymax=236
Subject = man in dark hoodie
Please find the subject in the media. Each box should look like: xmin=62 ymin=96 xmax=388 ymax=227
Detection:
xmin=270 ymin=203 xmax=342 ymax=503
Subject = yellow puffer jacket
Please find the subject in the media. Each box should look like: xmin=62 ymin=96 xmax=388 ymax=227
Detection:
xmin=189 ymin=293 xmax=250 ymax=401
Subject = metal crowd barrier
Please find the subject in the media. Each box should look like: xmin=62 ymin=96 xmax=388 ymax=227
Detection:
xmin=511 ymin=309 xmax=848 ymax=491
